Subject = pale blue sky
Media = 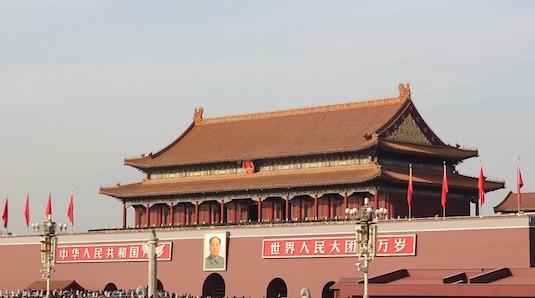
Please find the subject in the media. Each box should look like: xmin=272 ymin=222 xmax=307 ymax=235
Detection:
xmin=1 ymin=1 xmax=534 ymax=234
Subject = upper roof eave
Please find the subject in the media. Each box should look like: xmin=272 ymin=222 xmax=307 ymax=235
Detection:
xmin=377 ymin=139 xmax=479 ymax=161
xmin=123 ymin=138 xmax=379 ymax=170
xmin=124 ymin=121 xmax=196 ymax=167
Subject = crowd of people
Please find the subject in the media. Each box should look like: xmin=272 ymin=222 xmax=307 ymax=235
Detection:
xmin=0 ymin=290 xmax=199 ymax=298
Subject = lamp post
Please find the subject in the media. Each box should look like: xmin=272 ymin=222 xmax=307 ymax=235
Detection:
xmin=375 ymin=208 xmax=388 ymax=220
xmin=147 ymin=229 xmax=158 ymax=298
xmin=32 ymin=220 xmax=67 ymax=298
xmin=345 ymin=207 xmax=358 ymax=220
xmin=356 ymin=197 xmax=377 ymax=298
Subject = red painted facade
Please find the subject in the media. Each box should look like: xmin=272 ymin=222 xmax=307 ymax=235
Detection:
xmin=1 ymin=216 xmax=535 ymax=297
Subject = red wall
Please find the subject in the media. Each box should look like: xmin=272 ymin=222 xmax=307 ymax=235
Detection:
xmin=1 ymin=215 xmax=532 ymax=298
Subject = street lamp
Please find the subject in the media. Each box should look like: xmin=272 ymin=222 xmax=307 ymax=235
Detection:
xmin=375 ymin=208 xmax=388 ymax=220
xmin=32 ymin=220 xmax=67 ymax=298
xmin=345 ymin=207 xmax=358 ymax=220
xmin=355 ymin=197 xmax=377 ymax=298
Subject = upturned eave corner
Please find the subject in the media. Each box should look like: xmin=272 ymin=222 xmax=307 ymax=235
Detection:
xmin=124 ymin=118 xmax=199 ymax=169
xmin=124 ymin=153 xmax=153 ymax=169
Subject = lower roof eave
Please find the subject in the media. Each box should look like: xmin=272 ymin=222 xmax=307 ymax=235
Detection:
xmin=100 ymin=176 xmax=381 ymax=200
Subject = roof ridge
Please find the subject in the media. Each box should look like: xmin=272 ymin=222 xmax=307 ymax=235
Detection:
xmin=196 ymin=95 xmax=404 ymax=125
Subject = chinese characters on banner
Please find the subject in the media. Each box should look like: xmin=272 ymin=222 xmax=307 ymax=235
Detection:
xmin=56 ymin=242 xmax=172 ymax=263
xmin=262 ymin=235 xmax=416 ymax=258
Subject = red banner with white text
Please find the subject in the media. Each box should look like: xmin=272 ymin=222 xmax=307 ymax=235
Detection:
xmin=56 ymin=242 xmax=172 ymax=263
xmin=262 ymin=235 xmax=416 ymax=258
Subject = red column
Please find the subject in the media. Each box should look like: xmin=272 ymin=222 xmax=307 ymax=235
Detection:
xmin=384 ymin=193 xmax=388 ymax=217
xmin=258 ymin=197 xmax=262 ymax=222
xmin=195 ymin=200 xmax=199 ymax=224
xmin=233 ymin=201 xmax=238 ymax=223
xmin=157 ymin=205 xmax=161 ymax=227
xmin=297 ymin=198 xmax=302 ymax=220
xmin=134 ymin=207 xmax=139 ymax=227
xmin=268 ymin=200 xmax=274 ymax=221
xmin=208 ymin=204 xmax=212 ymax=224
xmin=325 ymin=196 xmax=331 ymax=219
xmin=181 ymin=204 xmax=186 ymax=225
xmin=146 ymin=204 xmax=150 ymax=227
xmin=122 ymin=203 xmax=127 ymax=229
xmin=285 ymin=195 xmax=290 ymax=221
xmin=344 ymin=191 xmax=348 ymax=211
xmin=220 ymin=200 xmax=225 ymax=223
xmin=157 ymin=205 xmax=161 ymax=226
xmin=387 ymin=192 xmax=392 ymax=218
xmin=374 ymin=189 xmax=379 ymax=210
xmin=314 ymin=193 xmax=318 ymax=220
xmin=170 ymin=203 xmax=174 ymax=226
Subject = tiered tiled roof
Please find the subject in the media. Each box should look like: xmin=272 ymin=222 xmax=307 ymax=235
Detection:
xmin=101 ymin=84 xmax=501 ymax=199
xmin=124 ymin=98 xmax=405 ymax=168
xmin=124 ymin=83 xmax=472 ymax=169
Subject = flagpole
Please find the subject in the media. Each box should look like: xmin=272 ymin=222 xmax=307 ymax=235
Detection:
xmin=68 ymin=188 xmax=74 ymax=233
xmin=46 ymin=189 xmax=52 ymax=221
xmin=442 ymin=161 xmax=447 ymax=220
xmin=2 ymin=193 xmax=8 ymax=234
xmin=517 ymin=157 xmax=522 ymax=215
xmin=408 ymin=163 xmax=413 ymax=220
xmin=478 ymin=198 xmax=481 ymax=218
xmin=25 ymin=191 xmax=30 ymax=235
xmin=478 ymin=161 xmax=483 ymax=218
xmin=409 ymin=166 xmax=412 ymax=220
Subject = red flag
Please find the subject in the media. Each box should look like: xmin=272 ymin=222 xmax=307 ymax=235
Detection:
xmin=2 ymin=196 xmax=8 ymax=229
xmin=441 ymin=162 xmax=448 ymax=209
xmin=45 ymin=191 xmax=52 ymax=219
xmin=24 ymin=192 xmax=30 ymax=227
xmin=67 ymin=191 xmax=74 ymax=225
xmin=517 ymin=161 xmax=524 ymax=205
xmin=478 ymin=164 xmax=485 ymax=205
xmin=407 ymin=164 xmax=413 ymax=207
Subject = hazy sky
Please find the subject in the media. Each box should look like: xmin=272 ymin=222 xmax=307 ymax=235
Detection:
xmin=1 ymin=1 xmax=534 ymax=235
